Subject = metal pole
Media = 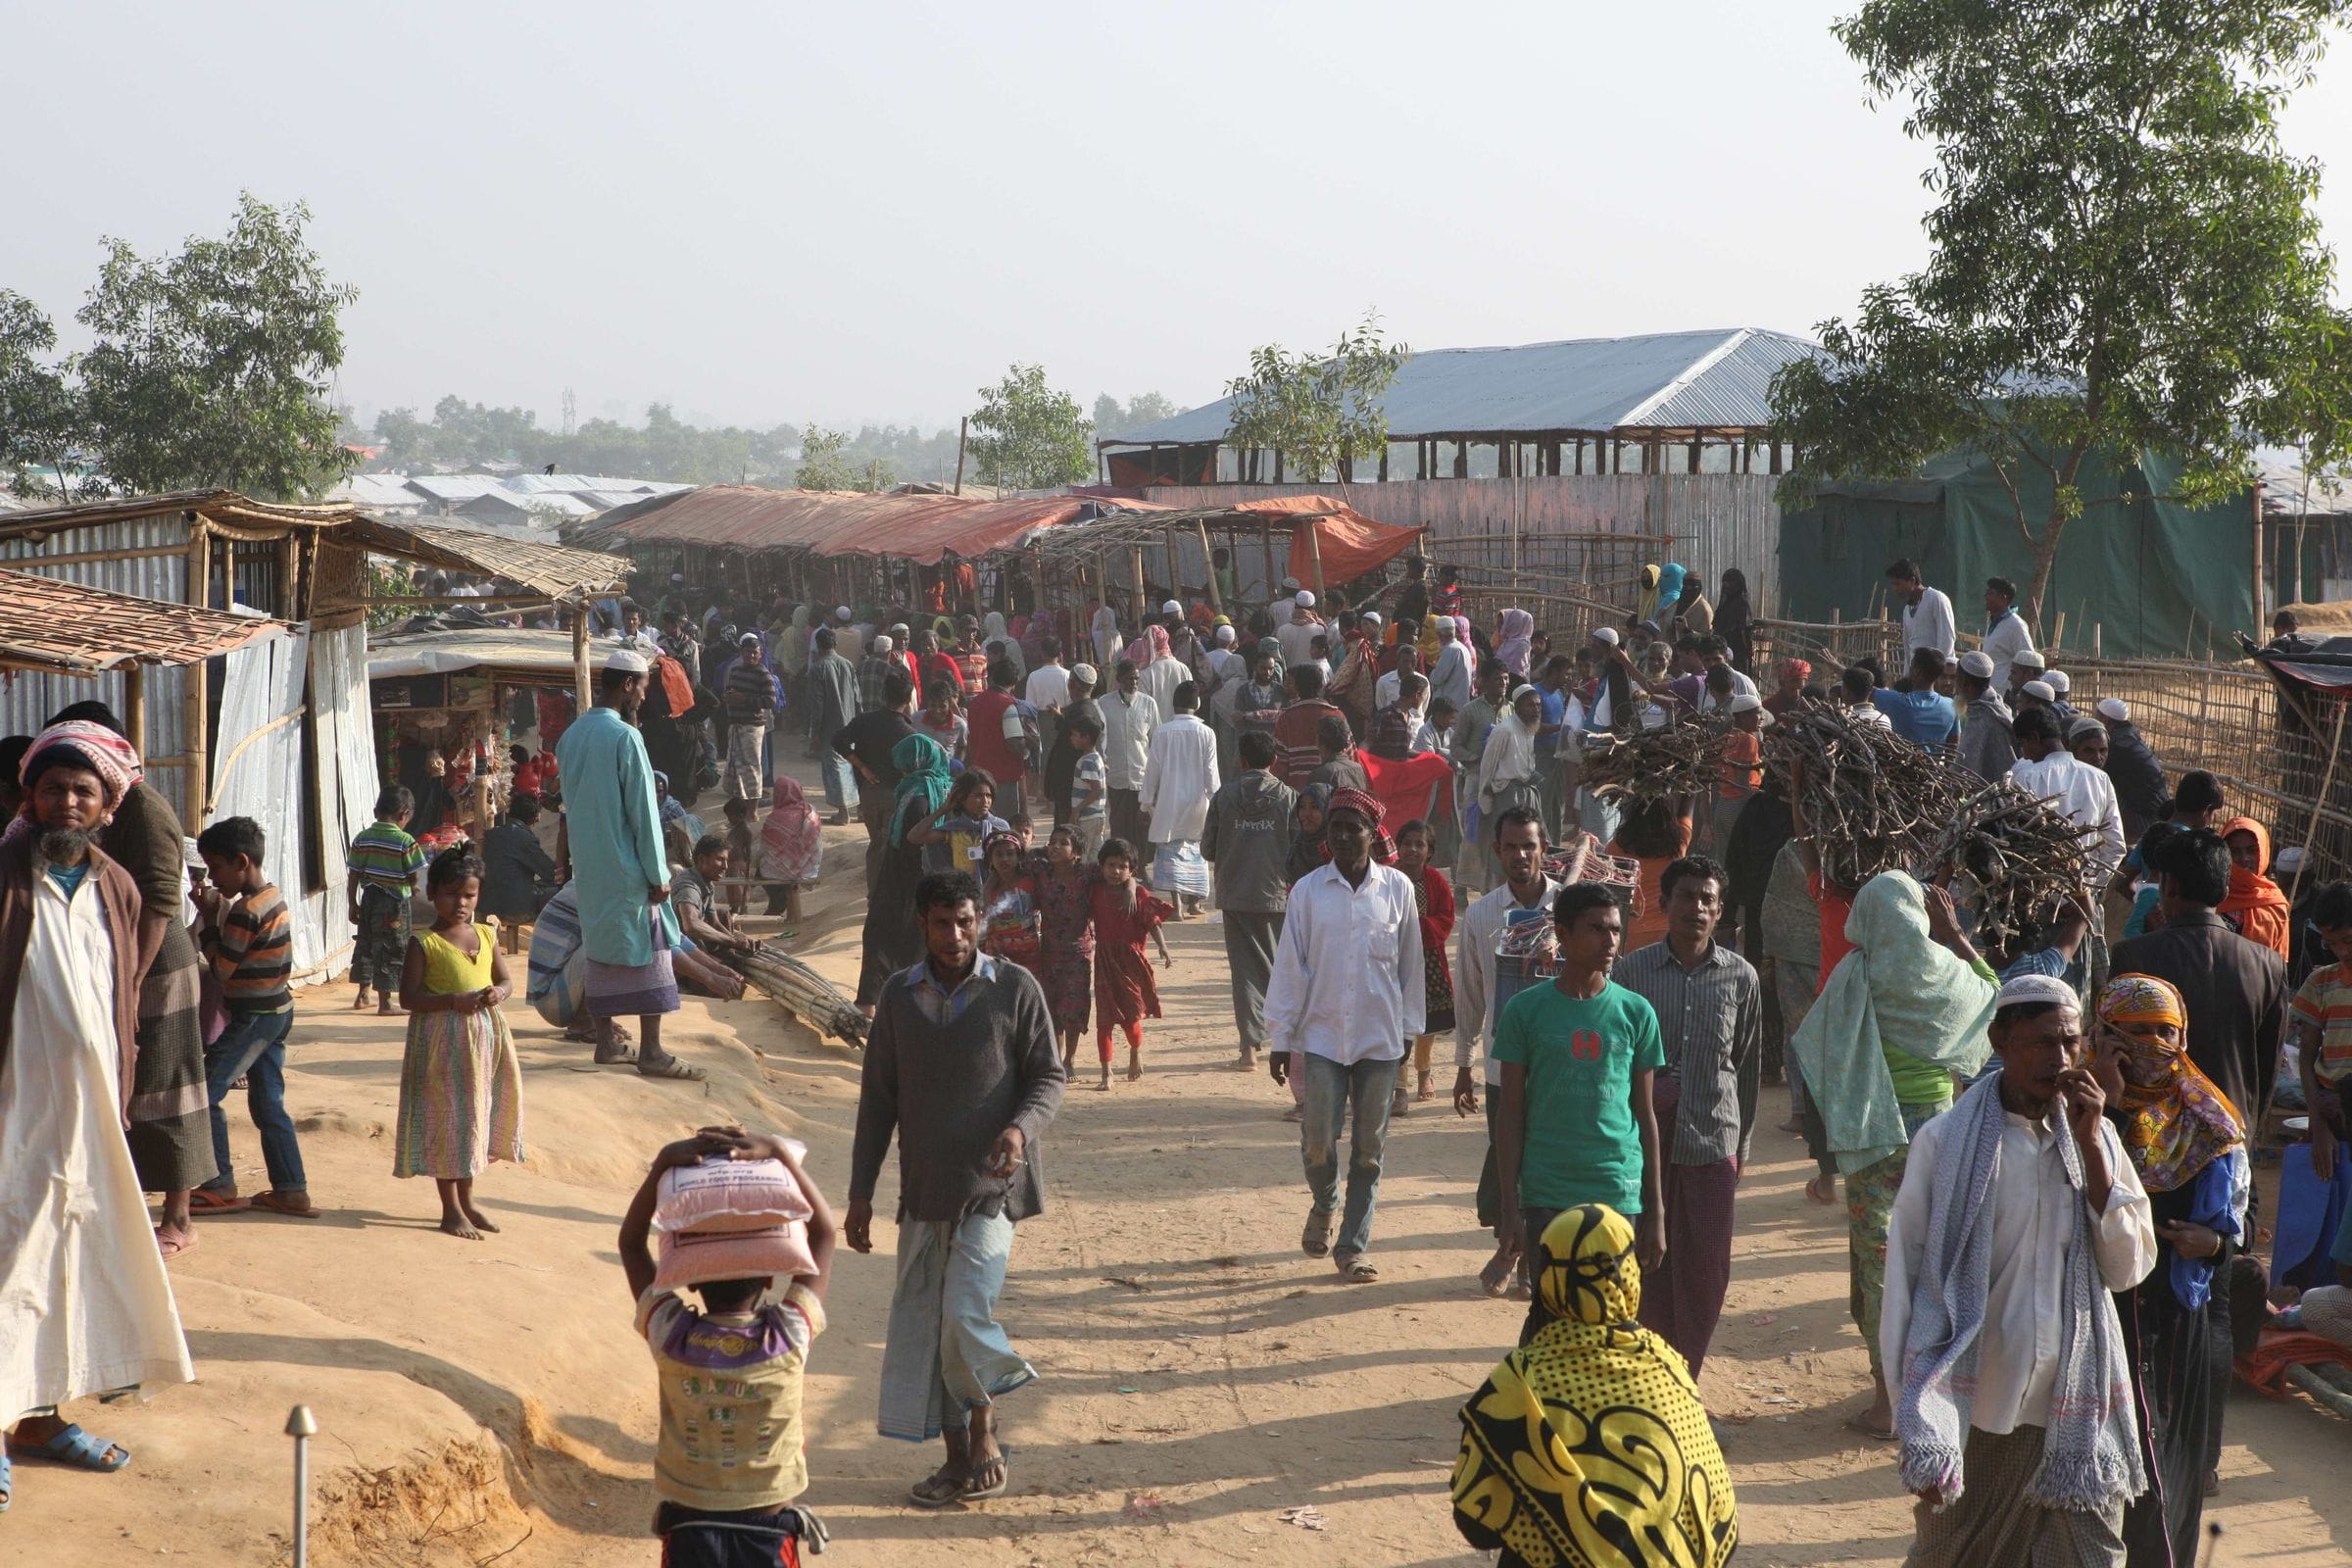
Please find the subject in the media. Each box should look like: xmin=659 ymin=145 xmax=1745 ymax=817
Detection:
xmin=287 ymin=1404 xmax=318 ymax=1568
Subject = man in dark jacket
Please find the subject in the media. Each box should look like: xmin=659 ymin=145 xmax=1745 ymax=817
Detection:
xmin=2093 ymin=697 xmax=2170 ymax=843
xmin=1203 ymin=730 xmax=1298 ymax=1069
xmin=847 ymin=871 xmax=1064 ymax=1508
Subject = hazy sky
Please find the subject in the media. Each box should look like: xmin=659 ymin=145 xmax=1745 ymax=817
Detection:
xmin=12 ymin=1 xmax=2352 ymax=434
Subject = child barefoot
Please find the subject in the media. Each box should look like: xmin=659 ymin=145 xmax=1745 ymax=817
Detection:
xmin=347 ymin=785 xmax=425 ymax=1013
xmin=1032 ymin=827 xmax=1097 ymax=1075
xmin=1090 ymin=838 xmax=1173 ymax=1088
xmin=396 ymin=845 xmax=525 ymax=1240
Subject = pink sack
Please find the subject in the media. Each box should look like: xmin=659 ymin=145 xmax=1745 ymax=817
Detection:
xmin=652 ymin=1221 xmax=819 ymax=1297
xmin=653 ymin=1152 xmax=812 ymax=1237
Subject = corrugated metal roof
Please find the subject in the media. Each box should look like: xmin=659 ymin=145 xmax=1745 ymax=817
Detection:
xmin=327 ymin=473 xmax=429 ymax=509
xmin=458 ymin=489 xmax=596 ymax=517
xmin=504 ymin=473 xmax=678 ymax=496
xmin=574 ymin=485 xmax=1105 ymax=564
xmin=0 ymin=489 xmax=360 ymax=538
xmin=405 ymin=474 xmax=505 ymax=503
xmin=1099 ymin=328 xmax=1824 ymax=445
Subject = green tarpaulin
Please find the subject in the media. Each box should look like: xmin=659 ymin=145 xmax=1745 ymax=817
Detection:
xmin=1778 ymin=448 xmax=2255 ymax=659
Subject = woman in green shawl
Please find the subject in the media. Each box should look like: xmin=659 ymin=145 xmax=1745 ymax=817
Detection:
xmin=1788 ymin=869 xmax=1996 ymax=1437
xmin=1452 ymin=1204 xmax=1738 ymax=1568
xmin=857 ymin=733 xmax=952 ymax=1009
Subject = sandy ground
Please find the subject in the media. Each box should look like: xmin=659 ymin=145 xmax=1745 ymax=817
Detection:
xmin=18 ymin=756 xmax=2352 ymax=1567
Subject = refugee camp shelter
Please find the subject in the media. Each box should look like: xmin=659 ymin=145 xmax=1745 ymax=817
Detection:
xmin=1775 ymin=447 xmax=2262 ymax=661
xmin=1095 ymin=328 xmax=1822 ymax=486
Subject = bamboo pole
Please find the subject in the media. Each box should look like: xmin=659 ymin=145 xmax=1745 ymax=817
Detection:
xmin=1196 ymin=518 xmax=1222 ymax=613
xmin=186 ymin=525 xmax=212 ymax=819
xmin=2290 ymin=701 xmax=2349 ymax=903
xmin=122 ymin=662 xmax=147 ymax=763
xmin=1306 ymin=522 xmax=1327 ymax=601
xmin=570 ymin=603 xmax=591 ymax=710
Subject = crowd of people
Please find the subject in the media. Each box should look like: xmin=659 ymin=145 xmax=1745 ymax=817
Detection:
xmin=9 ymin=549 xmax=2352 ymax=1568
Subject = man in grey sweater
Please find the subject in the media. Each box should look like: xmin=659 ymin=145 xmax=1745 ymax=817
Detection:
xmin=1202 ymin=729 xmax=1298 ymax=1072
xmin=848 ymin=870 xmax=1065 ymax=1508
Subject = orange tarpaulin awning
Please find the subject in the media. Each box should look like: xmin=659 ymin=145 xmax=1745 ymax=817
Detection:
xmin=1261 ymin=498 xmax=1423 ymax=591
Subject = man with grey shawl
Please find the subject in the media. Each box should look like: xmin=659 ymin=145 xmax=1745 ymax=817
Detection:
xmin=1883 ymin=972 xmax=2156 ymax=1567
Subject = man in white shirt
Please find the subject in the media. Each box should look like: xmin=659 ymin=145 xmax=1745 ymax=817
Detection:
xmin=1022 ymin=638 xmax=1071 ymax=712
xmin=1098 ymin=660 xmax=1160 ymax=858
xmin=2010 ymin=706 xmax=2127 ymax=885
xmin=1450 ymin=807 xmax=1562 ymax=1293
xmin=1887 ymin=558 xmax=1957 ymax=662
xmin=1981 ymin=575 xmax=2038 ymax=691
xmin=1264 ymin=788 xmax=1423 ymax=1283
xmin=1884 ymin=973 xmax=2155 ymax=1567
xmin=1428 ymin=616 xmax=1474 ymax=711
xmin=1276 ymin=592 xmax=1324 ymax=673
xmin=1139 ymin=681 xmax=1220 ymax=915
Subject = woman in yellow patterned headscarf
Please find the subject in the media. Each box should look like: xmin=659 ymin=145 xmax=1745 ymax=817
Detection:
xmin=2094 ymin=973 xmax=2244 ymax=1195
xmin=1451 ymin=1205 xmax=1738 ymax=1568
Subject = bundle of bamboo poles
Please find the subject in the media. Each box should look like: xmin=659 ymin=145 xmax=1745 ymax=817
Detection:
xmin=1764 ymin=701 xmax=1972 ymax=890
xmin=1582 ymin=717 xmax=1733 ymax=807
xmin=736 ymin=942 xmax=867 ymax=1049
xmin=1927 ymin=779 xmax=2099 ymax=953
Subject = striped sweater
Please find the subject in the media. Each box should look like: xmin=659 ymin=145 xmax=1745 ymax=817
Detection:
xmin=211 ymin=882 xmax=294 ymax=1014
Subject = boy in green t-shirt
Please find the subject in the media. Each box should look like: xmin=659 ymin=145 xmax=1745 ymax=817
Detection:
xmin=1493 ymin=882 xmax=1665 ymax=1342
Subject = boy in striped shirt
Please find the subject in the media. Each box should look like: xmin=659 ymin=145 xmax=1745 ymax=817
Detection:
xmin=191 ymin=816 xmax=317 ymax=1219
xmin=347 ymin=785 xmax=425 ymax=1014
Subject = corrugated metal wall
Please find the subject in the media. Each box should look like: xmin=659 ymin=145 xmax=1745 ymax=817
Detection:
xmin=0 ymin=513 xmax=198 ymax=822
xmin=1135 ymin=474 xmax=1786 ymax=617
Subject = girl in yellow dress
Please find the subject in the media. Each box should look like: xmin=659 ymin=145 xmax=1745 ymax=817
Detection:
xmin=396 ymin=845 xmax=525 ymax=1239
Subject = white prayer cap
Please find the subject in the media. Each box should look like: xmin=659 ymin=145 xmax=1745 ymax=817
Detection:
xmin=606 ymin=650 xmax=651 ymax=674
xmin=1958 ymin=651 xmax=1994 ymax=678
xmin=669 ymin=571 xmax=685 ymax=583
xmin=2012 ymin=649 xmax=2047 ymax=671
xmin=1294 ymin=590 xmax=1316 ymax=608
xmin=739 ymin=631 xmax=762 ymax=647
xmin=2277 ymin=846 xmax=2311 ymax=874
xmin=1729 ymin=692 xmax=1764 ymax=713
xmin=1360 ymin=611 xmax=1383 ymax=627
xmin=870 ymin=634 xmax=894 ymax=654
xmin=1161 ymin=599 xmax=1182 ymax=615
xmin=1592 ymin=626 xmax=1621 ymax=647
xmin=2045 ymin=670 xmax=2072 ymax=694
xmin=1214 ymin=625 xmax=1236 ymax=646
xmin=1280 ymin=575 xmax=1299 ymax=591
xmin=2096 ymin=697 xmax=2130 ymax=722
xmin=2022 ymin=679 xmax=2055 ymax=702
xmin=2066 ymin=716 xmax=2107 ymax=744
xmin=835 ymin=605 xmax=853 ymax=620
xmin=1070 ymin=662 xmax=1099 ymax=685
xmin=1995 ymin=973 xmax=2078 ymax=1010
xmin=1437 ymin=616 xmax=1458 ymax=638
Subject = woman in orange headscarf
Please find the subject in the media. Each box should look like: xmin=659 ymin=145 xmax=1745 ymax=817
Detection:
xmin=2218 ymin=815 xmax=2291 ymax=958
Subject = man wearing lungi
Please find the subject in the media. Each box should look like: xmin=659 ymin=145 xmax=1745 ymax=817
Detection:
xmin=847 ymin=871 xmax=1065 ymax=1507
xmin=555 ymin=650 xmax=701 ymax=1081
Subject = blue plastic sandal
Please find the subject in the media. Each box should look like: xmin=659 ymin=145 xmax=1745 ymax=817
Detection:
xmin=1 ymin=1446 xmax=13 ymax=1511
xmin=31 ymin=1424 xmax=128 ymax=1472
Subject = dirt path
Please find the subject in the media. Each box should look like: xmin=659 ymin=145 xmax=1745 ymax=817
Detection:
xmin=19 ymin=758 xmax=2352 ymax=1565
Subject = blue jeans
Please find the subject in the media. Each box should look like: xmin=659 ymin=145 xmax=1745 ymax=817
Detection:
xmin=1300 ymin=1052 xmax=1400 ymax=1263
xmin=819 ymin=747 xmax=860 ymax=812
xmin=199 ymin=1009 xmax=306 ymax=1194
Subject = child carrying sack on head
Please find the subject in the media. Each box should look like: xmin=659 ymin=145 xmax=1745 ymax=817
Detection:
xmin=620 ymin=1129 xmax=838 ymax=1568
xmin=395 ymin=845 xmax=525 ymax=1240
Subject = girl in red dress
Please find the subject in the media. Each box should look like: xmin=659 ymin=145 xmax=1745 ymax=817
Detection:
xmin=1089 ymin=837 xmax=1173 ymax=1090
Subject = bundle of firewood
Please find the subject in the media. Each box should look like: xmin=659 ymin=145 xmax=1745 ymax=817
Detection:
xmin=1580 ymin=717 xmax=1732 ymax=808
xmin=1927 ymin=779 xmax=2098 ymax=953
xmin=1763 ymin=701 xmax=1971 ymax=890
xmin=737 ymin=942 xmax=867 ymax=1049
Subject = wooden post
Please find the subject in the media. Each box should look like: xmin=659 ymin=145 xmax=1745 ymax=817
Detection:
xmin=1262 ymin=521 xmax=1278 ymax=602
xmin=1196 ymin=518 xmax=1223 ymax=613
xmin=2290 ymin=701 xmax=2350 ymax=904
xmin=570 ymin=602 xmax=592 ymax=710
xmin=2252 ymin=479 xmax=2266 ymax=631
xmin=955 ymin=416 xmax=968 ymax=496
xmin=1130 ymin=543 xmax=1149 ymax=632
xmin=186 ymin=524 xmax=212 ymax=820
xmin=122 ymin=663 xmax=148 ymax=764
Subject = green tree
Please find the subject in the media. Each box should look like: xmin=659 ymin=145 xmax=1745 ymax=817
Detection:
xmin=795 ymin=425 xmax=890 ymax=491
xmin=968 ymin=363 xmax=1092 ymax=490
xmin=0 ymin=290 xmax=82 ymax=498
xmin=75 ymin=193 xmax=360 ymax=499
xmin=1769 ymin=0 xmax=2352 ymax=626
xmin=1093 ymin=390 xmax=1177 ymax=440
xmin=1224 ymin=310 xmax=1406 ymax=483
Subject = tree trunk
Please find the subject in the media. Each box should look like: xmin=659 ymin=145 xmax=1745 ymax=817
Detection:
xmin=2023 ymin=508 xmax=2066 ymax=644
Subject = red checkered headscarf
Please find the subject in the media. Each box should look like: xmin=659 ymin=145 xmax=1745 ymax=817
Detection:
xmin=21 ymin=719 xmax=144 ymax=813
xmin=1324 ymin=785 xmax=1396 ymax=862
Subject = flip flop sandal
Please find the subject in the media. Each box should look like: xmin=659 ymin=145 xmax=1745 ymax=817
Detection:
xmin=592 ymin=1047 xmax=641 ymax=1065
xmin=31 ymin=1424 xmax=129 ymax=1472
xmin=908 ymin=1468 xmax=966 ymax=1509
xmin=1301 ymin=1207 xmax=1335 ymax=1258
xmin=0 ymin=1447 xmax=10 ymax=1512
xmin=155 ymin=1228 xmax=198 ymax=1261
xmin=637 ymin=1056 xmax=708 ymax=1082
xmin=251 ymin=1192 xmax=319 ymax=1218
xmin=188 ymin=1191 xmax=250 ymax=1214
xmin=1337 ymin=1256 xmax=1379 ymax=1283
xmin=957 ymin=1456 xmax=1008 ymax=1501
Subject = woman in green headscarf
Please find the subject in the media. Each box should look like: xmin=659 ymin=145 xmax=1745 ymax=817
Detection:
xmin=1788 ymin=868 xmax=1996 ymax=1436
xmin=856 ymin=734 xmax=953 ymax=1010
xmin=1452 ymin=1204 xmax=1738 ymax=1568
